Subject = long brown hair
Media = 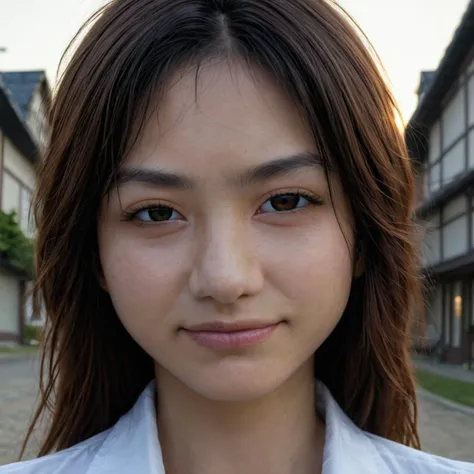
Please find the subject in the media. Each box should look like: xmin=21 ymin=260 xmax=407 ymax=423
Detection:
xmin=23 ymin=0 xmax=421 ymax=457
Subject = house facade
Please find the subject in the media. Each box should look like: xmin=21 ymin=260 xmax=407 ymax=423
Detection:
xmin=0 ymin=71 xmax=50 ymax=344
xmin=406 ymin=1 xmax=474 ymax=366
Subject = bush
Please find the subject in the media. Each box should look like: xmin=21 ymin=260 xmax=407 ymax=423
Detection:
xmin=24 ymin=324 xmax=43 ymax=345
xmin=0 ymin=210 xmax=34 ymax=278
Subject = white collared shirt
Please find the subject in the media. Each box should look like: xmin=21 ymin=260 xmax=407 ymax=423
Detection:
xmin=2 ymin=381 xmax=474 ymax=474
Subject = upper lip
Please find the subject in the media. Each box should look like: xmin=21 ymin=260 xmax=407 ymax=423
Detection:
xmin=183 ymin=320 xmax=280 ymax=333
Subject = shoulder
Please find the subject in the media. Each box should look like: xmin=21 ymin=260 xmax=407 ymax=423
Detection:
xmin=365 ymin=431 xmax=474 ymax=474
xmin=0 ymin=430 xmax=110 ymax=474
xmin=317 ymin=381 xmax=474 ymax=474
xmin=0 ymin=382 xmax=158 ymax=474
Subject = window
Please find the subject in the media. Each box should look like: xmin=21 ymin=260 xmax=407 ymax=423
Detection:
xmin=452 ymin=282 xmax=463 ymax=348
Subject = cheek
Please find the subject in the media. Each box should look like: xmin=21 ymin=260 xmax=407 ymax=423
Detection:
xmin=263 ymin=216 xmax=354 ymax=327
xmin=98 ymin=234 xmax=188 ymax=334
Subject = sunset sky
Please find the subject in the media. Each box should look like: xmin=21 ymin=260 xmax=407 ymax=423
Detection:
xmin=0 ymin=0 xmax=470 ymax=122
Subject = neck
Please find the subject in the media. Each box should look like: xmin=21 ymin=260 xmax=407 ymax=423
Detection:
xmin=155 ymin=362 xmax=324 ymax=474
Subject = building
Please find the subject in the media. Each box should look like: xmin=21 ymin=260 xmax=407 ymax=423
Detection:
xmin=406 ymin=0 xmax=474 ymax=366
xmin=0 ymin=70 xmax=50 ymax=344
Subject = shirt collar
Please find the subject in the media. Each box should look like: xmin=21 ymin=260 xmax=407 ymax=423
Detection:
xmin=315 ymin=381 xmax=386 ymax=473
xmin=87 ymin=380 xmax=385 ymax=474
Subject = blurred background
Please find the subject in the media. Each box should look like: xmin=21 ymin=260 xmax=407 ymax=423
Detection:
xmin=0 ymin=0 xmax=473 ymax=465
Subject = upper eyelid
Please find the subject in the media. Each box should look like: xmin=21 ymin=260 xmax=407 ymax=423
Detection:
xmin=259 ymin=189 xmax=323 ymax=204
xmin=124 ymin=199 xmax=178 ymax=213
xmin=124 ymin=190 xmax=322 ymax=213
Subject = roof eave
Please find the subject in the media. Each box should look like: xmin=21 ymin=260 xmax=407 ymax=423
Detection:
xmin=405 ymin=1 xmax=474 ymax=161
xmin=0 ymin=86 xmax=39 ymax=163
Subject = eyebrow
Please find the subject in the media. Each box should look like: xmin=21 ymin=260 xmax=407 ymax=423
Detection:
xmin=238 ymin=152 xmax=324 ymax=187
xmin=116 ymin=167 xmax=194 ymax=189
xmin=115 ymin=152 xmax=325 ymax=190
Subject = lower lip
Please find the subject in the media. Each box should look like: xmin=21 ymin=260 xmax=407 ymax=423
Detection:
xmin=183 ymin=324 xmax=280 ymax=350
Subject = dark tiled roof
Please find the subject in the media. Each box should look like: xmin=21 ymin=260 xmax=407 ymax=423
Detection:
xmin=0 ymin=70 xmax=45 ymax=121
xmin=406 ymin=0 xmax=474 ymax=160
xmin=0 ymin=85 xmax=38 ymax=161
xmin=416 ymin=71 xmax=437 ymax=96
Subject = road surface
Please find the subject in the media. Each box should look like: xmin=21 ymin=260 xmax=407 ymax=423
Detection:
xmin=1 ymin=356 xmax=473 ymax=465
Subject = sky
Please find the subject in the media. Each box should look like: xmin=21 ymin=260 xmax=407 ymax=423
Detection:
xmin=0 ymin=0 xmax=471 ymax=123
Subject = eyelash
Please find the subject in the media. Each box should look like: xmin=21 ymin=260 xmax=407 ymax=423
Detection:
xmin=262 ymin=190 xmax=323 ymax=209
xmin=121 ymin=191 xmax=323 ymax=223
xmin=120 ymin=201 xmax=174 ymax=222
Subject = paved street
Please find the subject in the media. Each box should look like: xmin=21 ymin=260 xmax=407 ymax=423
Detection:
xmin=0 ymin=356 xmax=41 ymax=464
xmin=1 ymin=356 xmax=474 ymax=466
xmin=418 ymin=394 xmax=474 ymax=462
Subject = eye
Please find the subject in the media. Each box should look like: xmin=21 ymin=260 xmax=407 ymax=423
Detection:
xmin=135 ymin=206 xmax=182 ymax=222
xmin=259 ymin=193 xmax=319 ymax=213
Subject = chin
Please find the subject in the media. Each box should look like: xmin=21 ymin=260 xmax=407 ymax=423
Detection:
xmin=183 ymin=363 xmax=294 ymax=402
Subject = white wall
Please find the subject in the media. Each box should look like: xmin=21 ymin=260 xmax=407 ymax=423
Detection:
xmin=469 ymin=128 xmax=474 ymax=169
xmin=452 ymin=281 xmax=463 ymax=348
xmin=442 ymin=87 xmax=465 ymax=149
xmin=468 ymin=75 xmax=474 ymax=127
xmin=429 ymin=121 xmax=441 ymax=163
xmin=443 ymin=140 xmax=465 ymax=185
xmin=3 ymin=137 xmax=36 ymax=189
xmin=425 ymin=64 xmax=474 ymax=195
xmin=2 ymin=137 xmax=36 ymax=235
xmin=2 ymin=172 xmax=20 ymax=216
xmin=429 ymin=163 xmax=441 ymax=192
xmin=443 ymin=215 xmax=468 ymax=260
xmin=0 ymin=271 xmax=19 ymax=335
xmin=422 ymin=212 xmax=440 ymax=266
xmin=443 ymin=194 xmax=467 ymax=220
xmin=442 ymin=196 xmax=468 ymax=262
xmin=444 ymin=287 xmax=451 ymax=344
xmin=471 ymin=283 xmax=474 ymax=325
xmin=426 ymin=285 xmax=442 ymax=339
xmin=468 ymin=54 xmax=474 ymax=75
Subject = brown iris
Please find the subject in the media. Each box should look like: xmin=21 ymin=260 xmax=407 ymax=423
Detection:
xmin=148 ymin=207 xmax=174 ymax=221
xmin=269 ymin=194 xmax=301 ymax=211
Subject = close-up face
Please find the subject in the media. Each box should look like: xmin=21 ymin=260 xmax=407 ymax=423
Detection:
xmin=98 ymin=60 xmax=357 ymax=401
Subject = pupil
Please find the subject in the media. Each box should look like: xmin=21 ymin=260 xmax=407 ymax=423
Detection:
xmin=149 ymin=207 xmax=173 ymax=221
xmin=271 ymin=195 xmax=299 ymax=211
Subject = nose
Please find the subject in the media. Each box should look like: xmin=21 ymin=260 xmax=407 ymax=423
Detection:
xmin=189 ymin=219 xmax=264 ymax=304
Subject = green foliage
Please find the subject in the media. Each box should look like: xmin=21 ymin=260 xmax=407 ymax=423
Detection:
xmin=24 ymin=324 xmax=42 ymax=344
xmin=0 ymin=210 xmax=34 ymax=277
xmin=417 ymin=370 xmax=474 ymax=408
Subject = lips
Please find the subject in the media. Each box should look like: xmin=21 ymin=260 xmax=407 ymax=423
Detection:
xmin=181 ymin=320 xmax=282 ymax=350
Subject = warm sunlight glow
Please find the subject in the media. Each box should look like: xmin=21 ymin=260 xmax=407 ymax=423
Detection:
xmin=454 ymin=295 xmax=463 ymax=318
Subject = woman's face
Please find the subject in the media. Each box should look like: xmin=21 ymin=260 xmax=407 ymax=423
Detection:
xmin=98 ymin=61 xmax=357 ymax=401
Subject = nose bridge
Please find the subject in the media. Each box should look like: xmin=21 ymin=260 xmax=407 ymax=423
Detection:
xmin=190 ymin=213 xmax=262 ymax=303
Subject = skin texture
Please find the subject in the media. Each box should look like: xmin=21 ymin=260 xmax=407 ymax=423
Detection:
xmin=98 ymin=60 xmax=358 ymax=474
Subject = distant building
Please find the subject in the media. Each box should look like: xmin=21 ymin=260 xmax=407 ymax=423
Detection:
xmin=406 ymin=1 xmax=474 ymax=366
xmin=0 ymin=70 xmax=50 ymax=344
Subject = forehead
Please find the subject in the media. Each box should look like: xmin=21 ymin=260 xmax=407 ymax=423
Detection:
xmin=125 ymin=60 xmax=317 ymax=174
